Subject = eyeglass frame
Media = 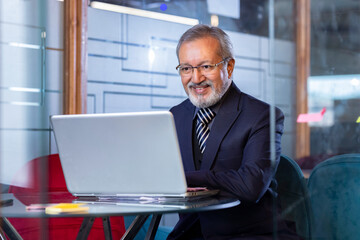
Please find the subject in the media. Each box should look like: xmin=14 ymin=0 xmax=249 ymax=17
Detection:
xmin=175 ymin=57 xmax=231 ymax=77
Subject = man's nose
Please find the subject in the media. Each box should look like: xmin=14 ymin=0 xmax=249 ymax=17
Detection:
xmin=191 ymin=68 xmax=205 ymax=83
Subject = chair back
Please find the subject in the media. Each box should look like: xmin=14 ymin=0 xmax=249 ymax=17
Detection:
xmin=275 ymin=155 xmax=311 ymax=239
xmin=8 ymin=154 xmax=125 ymax=240
xmin=308 ymin=153 xmax=360 ymax=239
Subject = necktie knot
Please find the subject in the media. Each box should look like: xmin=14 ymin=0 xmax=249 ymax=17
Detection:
xmin=196 ymin=108 xmax=216 ymax=153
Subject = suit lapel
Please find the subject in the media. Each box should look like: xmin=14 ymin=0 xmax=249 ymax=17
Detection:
xmin=201 ymin=84 xmax=243 ymax=170
xmin=178 ymin=101 xmax=196 ymax=171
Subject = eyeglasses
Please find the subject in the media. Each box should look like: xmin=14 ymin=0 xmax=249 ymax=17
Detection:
xmin=176 ymin=58 xmax=228 ymax=77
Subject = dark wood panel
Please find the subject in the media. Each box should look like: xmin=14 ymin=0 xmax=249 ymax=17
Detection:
xmin=295 ymin=0 xmax=311 ymax=159
xmin=64 ymin=0 xmax=87 ymax=114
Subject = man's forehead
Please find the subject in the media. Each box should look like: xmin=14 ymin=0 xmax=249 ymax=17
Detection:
xmin=179 ymin=37 xmax=221 ymax=59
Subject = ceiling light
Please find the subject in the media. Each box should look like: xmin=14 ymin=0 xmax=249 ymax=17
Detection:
xmin=211 ymin=15 xmax=219 ymax=27
xmin=90 ymin=1 xmax=199 ymax=26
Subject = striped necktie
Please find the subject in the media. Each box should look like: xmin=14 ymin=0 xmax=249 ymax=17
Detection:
xmin=196 ymin=108 xmax=216 ymax=153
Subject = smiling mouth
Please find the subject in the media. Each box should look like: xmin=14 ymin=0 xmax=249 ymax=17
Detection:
xmin=189 ymin=82 xmax=211 ymax=94
xmin=192 ymin=85 xmax=209 ymax=94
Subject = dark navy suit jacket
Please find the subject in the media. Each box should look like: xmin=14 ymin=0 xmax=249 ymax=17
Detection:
xmin=168 ymin=83 xmax=296 ymax=239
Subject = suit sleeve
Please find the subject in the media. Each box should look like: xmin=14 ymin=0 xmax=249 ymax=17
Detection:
xmin=185 ymin=108 xmax=284 ymax=203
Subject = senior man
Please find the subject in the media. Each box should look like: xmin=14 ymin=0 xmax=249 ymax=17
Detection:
xmin=168 ymin=24 xmax=298 ymax=240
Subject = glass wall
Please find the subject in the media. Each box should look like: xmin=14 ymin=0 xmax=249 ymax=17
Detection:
xmin=305 ymin=1 xmax=360 ymax=238
xmin=1 ymin=0 xmax=359 ymax=239
xmin=1 ymin=0 xmax=63 ymax=238
xmin=304 ymin=0 xmax=360 ymax=166
xmin=0 ymin=0 xmax=63 ymax=187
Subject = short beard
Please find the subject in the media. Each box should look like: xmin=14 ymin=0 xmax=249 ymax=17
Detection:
xmin=187 ymin=79 xmax=231 ymax=108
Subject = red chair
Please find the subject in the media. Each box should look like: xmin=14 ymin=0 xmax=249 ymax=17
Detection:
xmin=7 ymin=154 xmax=126 ymax=240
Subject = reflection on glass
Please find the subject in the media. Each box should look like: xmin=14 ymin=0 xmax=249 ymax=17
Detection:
xmin=303 ymin=0 xmax=360 ymax=168
xmin=0 ymin=22 xmax=46 ymax=107
xmin=303 ymin=2 xmax=360 ymax=237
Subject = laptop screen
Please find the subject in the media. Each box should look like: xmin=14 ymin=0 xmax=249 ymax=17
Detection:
xmin=51 ymin=111 xmax=188 ymax=196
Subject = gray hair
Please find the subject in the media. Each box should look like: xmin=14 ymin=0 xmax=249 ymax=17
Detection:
xmin=176 ymin=24 xmax=234 ymax=61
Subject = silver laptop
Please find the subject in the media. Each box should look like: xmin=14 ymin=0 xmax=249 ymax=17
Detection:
xmin=50 ymin=111 xmax=218 ymax=199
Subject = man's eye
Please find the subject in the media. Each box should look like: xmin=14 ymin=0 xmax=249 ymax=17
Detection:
xmin=181 ymin=67 xmax=191 ymax=72
xmin=202 ymin=65 xmax=211 ymax=70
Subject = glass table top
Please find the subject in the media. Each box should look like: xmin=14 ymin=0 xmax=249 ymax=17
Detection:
xmin=0 ymin=192 xmax=240 ymax=218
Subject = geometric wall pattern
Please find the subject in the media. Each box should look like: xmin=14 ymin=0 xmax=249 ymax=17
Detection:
xmin=87 ymin=8 xmax=296 ymax=158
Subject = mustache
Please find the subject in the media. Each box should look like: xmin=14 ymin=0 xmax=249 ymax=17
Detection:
xmin=187 ymin=80 xmax=213 ymax=88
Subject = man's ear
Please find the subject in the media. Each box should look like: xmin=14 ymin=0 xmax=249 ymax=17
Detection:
xmin=227 ymin=58 xmax=235 ymax=79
